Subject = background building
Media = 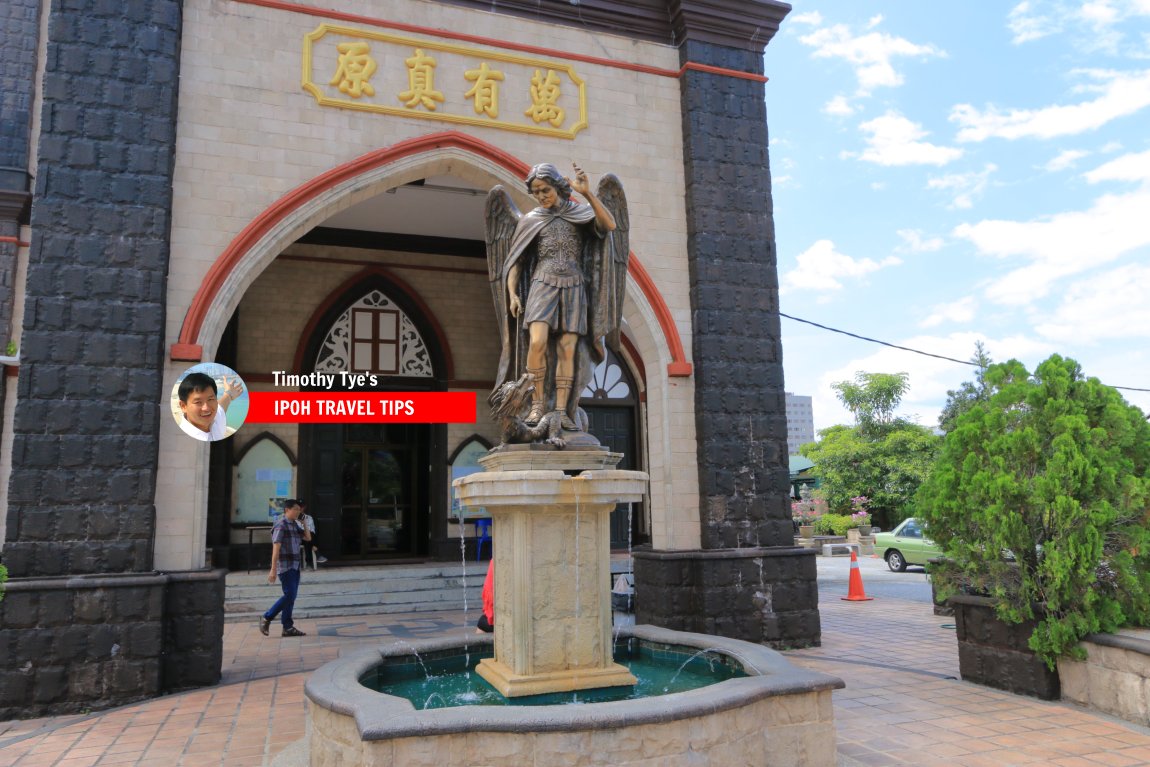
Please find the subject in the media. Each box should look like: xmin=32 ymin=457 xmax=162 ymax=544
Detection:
xmin=785 ymin=392 xmax=815 ymax=455
xmin=0 ymin=0 xmax=813 ymax=717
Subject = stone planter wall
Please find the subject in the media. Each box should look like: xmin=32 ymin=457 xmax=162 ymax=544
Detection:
xmin=949 ymin=594 xmax=1060 ymax=700
xmin=1059 ymin=630 xmax=1150 ymax=726
xmin=0 ymin=569 xmax=226 ymax=718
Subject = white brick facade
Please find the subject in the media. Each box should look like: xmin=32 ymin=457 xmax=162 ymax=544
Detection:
xmin=154 ymin=0 xmax=703 ymax=568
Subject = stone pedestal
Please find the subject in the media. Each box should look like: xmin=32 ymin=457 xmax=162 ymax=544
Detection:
xmin=454 ymin=450 xmax=647 ymax=697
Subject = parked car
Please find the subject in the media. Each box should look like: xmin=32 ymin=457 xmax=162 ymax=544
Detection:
xmin=873 ymin=517 xmax=943 ymax=572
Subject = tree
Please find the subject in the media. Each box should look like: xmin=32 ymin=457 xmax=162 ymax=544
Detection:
xmin=917 ymin=354 xmax=1150 ymax=666
xmin=803 ymin=372 xmax=939 ymax=529
xmin=832 ymin=371 xmax=910 ymax=436
xmin=938 ymin=341 xmax=993 ymax=433
xmin=800 ymin=421 xmax=939 ymax=530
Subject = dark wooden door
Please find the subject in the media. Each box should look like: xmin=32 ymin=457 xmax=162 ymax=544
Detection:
xmin=583 ymin=405 xmax=639 ymax=549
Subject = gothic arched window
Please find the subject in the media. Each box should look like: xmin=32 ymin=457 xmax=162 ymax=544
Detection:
xmin=314 ymin=289 xmax=433 ymax=377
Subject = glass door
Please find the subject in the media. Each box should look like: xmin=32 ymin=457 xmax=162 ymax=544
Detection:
xmin=341 ymin=445 xmax=415 ymax=556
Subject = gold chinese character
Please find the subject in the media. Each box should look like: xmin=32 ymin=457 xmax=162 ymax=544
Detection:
xmin=464 ymin=62 xmax=505 ymax=119
xmin=524 ymin=69 xmax=564 ymax=127
xmin=329 ymin=41 xmax=377 ymax=99
xmin=398 ymin=48 xmax=445 ymax=111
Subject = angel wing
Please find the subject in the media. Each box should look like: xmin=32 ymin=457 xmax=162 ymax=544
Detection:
xmin=592 ymin=173 xmax=629 ymax=354
xmin=485 ymin=185 xmax=523 ymax=388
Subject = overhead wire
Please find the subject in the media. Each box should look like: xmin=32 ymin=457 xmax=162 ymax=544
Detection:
xmin=778 ymin=311 xmax=1150 ymax=394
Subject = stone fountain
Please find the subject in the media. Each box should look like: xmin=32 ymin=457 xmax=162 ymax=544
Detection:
xmin=462 ymin=449 xmax=644 ymax=697
xmin=285 ymin=166 xmax=842 ymax=766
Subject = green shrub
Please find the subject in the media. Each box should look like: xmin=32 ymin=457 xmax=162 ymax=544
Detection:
xmin=812 ymin=513 xmax=853 ymax=536
xmin=918 ymin=354 xmax=1150 ymax=668
xmin=0 ymin=563 xmax=6 ymax=605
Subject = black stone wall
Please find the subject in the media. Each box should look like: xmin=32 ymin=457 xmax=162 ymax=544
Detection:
xmin=0 ymin=570 xmax=226 ymax=719
xmin=632 ymin=29 xmax=822 ymax=650
xmin=4 ymin=0 xmax=183 ymax=578
xmin=679 ymin=40 xmax=793 ymax=552
xmin=633 ymin=547 xmax=820 ymax=649
xmin=1 ymin=0 xmax=227 ymax=717
xmin=951 ymin=594 xmax=1061 ymax=700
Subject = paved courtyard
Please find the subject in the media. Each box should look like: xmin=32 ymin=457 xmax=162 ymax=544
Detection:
xmin=2 ymin=558 xmax=1150 ymax=766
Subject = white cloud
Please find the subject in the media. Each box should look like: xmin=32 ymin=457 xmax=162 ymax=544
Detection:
xmin=798 ymin=23 xmax=945 ymax=95
xmin=1084 ymin=147 xmax=1150 ymax=182
xmin=1008 ymin=2 xmax=1061 ymax=43
xmin=1044 ymin=149 xmax=1091 ymax=171
xmin=954 ymin=186 xmax=1150 ymax=304
xmin=896 ymin=229 xmax=945 ymax=252
xmin=1035 ymin=262 xmax=1150 ymax=342
xmin=1081 ymin=0 xmax=1121 ymax=25
xmin=927 ymin=163 xmax=997 ymax=209
xmin=780 ymin=239 xmax=902 ymax=294
xmin=1007 ymin=0 xmax=1150 ymax=51
xmin=789 ymin=11 xmax=823 ymax=25
xmin=823 ymin=95 xmax=855 ymax=116
xmin=951 ymin=68 xmax=1150 ymax=141
xmin=920 ymin=296 xmax=978 ymax=328
xmin=855 ymin=112 xmax=964 ymax=166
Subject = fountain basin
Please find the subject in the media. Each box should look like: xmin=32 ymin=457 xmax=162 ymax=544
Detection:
xmin=304 ymin=624 xmax=843 ymax=766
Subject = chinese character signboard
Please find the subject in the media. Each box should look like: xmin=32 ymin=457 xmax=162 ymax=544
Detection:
xmin=303 ymin=25 xmax=588 ymax=139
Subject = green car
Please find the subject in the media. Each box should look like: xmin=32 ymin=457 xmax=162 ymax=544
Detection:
xmin=874 ymin=517 xmax=943 ymax=572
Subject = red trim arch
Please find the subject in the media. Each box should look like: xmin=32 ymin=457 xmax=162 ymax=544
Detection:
xmin=172 ymin=130 xmax=692 ymax=377
xmin=291 ymin=266 xmax=455 ymax=381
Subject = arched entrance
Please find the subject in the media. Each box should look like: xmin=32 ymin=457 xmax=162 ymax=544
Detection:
xmin=158 ymin=132 xmax=692 ymax=572
xmin=298 ymin=276 xmax=449 ymax=562
xmin=581 ymin=348 xmax=646 ymax=549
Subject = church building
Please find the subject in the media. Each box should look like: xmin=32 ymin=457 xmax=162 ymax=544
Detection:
xmin=0 ymin=0 xmax=817 ymax=717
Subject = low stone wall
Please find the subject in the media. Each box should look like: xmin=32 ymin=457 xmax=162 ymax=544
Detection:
xmin=633 ymin=546 xmax=821 ymax=649
xmin=0 ymin=569 xmax=226 ymax=718
xmin=950 ymin=594 xmax=1060 ymax=700
xmin=305 ymin=625 xmax=843 ymax=767
xmin=1059 ymin=629 xmax=1150 ymax=726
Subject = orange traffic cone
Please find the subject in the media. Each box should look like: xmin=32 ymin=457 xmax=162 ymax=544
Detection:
xmin=841 ymin=549 xmax=873 ymax=602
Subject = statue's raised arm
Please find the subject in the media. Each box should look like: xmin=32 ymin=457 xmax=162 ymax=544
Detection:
xmin=485 ymin=163 xmax=629 ymax=448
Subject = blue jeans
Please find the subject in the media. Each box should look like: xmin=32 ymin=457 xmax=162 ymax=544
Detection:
xmin=264 ymin=567 xmax=301 ymax=629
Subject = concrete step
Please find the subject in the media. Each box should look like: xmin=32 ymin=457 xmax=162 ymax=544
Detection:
xmin=225 ymin=561 xmax=490 ymax=621
xmin=225 ymin=557 xmax=634 ymax=623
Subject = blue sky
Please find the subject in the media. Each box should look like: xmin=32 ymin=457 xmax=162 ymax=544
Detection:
xmin=764 ymin=1 xmax=1150 ymax=433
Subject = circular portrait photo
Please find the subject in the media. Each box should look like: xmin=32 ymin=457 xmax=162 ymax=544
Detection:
xmin=170 ymin=363 xmax=249 ymax=442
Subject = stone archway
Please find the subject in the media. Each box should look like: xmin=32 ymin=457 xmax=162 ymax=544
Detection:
xmin=155 ymin=132 xmax=687 ymax=571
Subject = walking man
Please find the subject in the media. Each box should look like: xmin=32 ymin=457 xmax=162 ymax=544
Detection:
xmin=260 ymin=499 xmax=309 ymax=637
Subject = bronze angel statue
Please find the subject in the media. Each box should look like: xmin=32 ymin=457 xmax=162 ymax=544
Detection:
xmin=486 ymin=162 xmax=629 ymax=444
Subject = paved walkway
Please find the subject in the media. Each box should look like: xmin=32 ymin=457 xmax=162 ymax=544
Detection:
xmin=2 ymin=588 xmax=1150 ymax=766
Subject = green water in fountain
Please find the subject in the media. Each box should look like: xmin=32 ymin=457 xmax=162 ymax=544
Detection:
xmin=360 ymin=639 xmax=749 ymax=709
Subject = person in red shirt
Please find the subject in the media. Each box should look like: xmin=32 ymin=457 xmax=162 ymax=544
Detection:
xmin=476 ymin=559 xmax=494 ymax=633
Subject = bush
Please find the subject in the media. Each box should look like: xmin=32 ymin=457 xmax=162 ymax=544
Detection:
xmin=813 ymin=513 xmax=853 ymax=536
xmin=918 ymin=354 xmax=1150 ymax=668
xmin=0 ymin=562 xmax=6 ymax=605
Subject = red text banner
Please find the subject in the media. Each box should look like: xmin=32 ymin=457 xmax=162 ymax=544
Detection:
xmin=247 ymin=392 xmax=476 ymax=423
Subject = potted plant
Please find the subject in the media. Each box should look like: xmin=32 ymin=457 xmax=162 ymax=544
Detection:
xmin=791 ymin=504 xmax=818 ymax=538
xmin=918 ymin=354 xmax=1150 ymax=699
xmin=791 ymin=488 xmax=824 ymax=539
xmin=849 ymin=496 xmax=872 ymax=536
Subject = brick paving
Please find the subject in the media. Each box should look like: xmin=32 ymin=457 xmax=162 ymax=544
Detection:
xmin=2 ymin=590 xmax=1150 ymax=766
